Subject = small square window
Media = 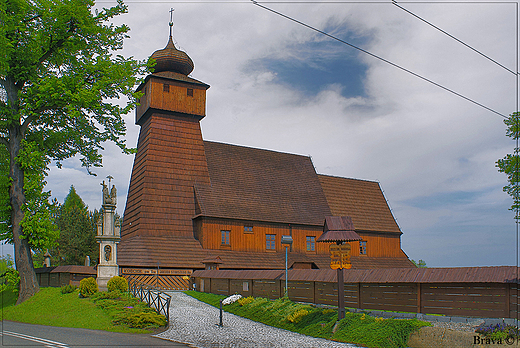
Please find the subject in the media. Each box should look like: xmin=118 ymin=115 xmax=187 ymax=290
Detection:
xmin=187 ymin=88 xmax=193 ymax=97
xmin=244 ymin=226 xmax=253 ymax=233
xmin=221 ymin=230 xmax=230 ymax=245
xmin=163 ymin=84 xmax=170 ymax=92
xmin=306 ymin=236 xmax=315 ymax=252
xmin=266 ymin=234 xmax=275 ymax=250
xmin=360 ymin=241 xmax=367 ymax=255
xmin=243 ymin=281 xmax=249 ymax=291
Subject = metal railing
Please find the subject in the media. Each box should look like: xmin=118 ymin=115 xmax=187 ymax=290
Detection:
xmin=127 ymin=276 xmax=171 ymax=325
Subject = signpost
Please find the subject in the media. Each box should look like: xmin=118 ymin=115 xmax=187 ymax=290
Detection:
xmin=329 ymin=244 xmax=352 ymax=270
xmin=317 ymin=216 xmax=362 ymax=320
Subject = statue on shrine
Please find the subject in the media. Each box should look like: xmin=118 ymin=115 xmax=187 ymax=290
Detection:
xmin=96 ymin=175 xmax=120 ymax=290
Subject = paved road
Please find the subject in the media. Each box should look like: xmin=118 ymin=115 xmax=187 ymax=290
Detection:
xmin=1 ymin=321 xmax=190 ymax=347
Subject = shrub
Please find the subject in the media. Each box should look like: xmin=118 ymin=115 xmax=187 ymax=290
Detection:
xmin=60 ymin=284 xmax=77 ymax=294
xmin=287 ymin=308 xmax=309 ymax=323
xmin=238 ymin=296 xmax=254 ymax=306
xmin=79 ymin=277 xmax=98 ymax=297
xmin=119 ymin=312 xmax=166 ymax=328
xmin=0 ymin=268 xmax=20 ymax=293
xmin=91 ymin=290 xmax=125 ymax=301
xmin=476 ymin=323 xmax=518 ymax=340
xmin=322 ymin=308 xmax=335 ymax=315
xmin=107 ymin=276 xmax=128 ymax=293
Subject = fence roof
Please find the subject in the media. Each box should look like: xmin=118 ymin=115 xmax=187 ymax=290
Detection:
xmin=192 ymin=266 xmax=520 ymax=283
xmin=50 ymin=265 xmax=96 ymax=275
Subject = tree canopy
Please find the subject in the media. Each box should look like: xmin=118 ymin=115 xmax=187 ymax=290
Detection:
xmin=55 ymin=185 xmax=97 ymax=266
xmin=496 ymin=112 xmax=520 ymax=219
xmin=0 ymin=0 xmax=145 ymax=303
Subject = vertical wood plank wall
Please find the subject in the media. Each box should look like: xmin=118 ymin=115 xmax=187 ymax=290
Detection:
xmin=196 ymin=217 xmax=403 ymax=257
xmin=196 ymin=276 xmax=516 ymax=319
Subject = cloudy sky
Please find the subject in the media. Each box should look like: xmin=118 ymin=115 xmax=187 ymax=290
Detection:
xmin=4 ymin=0 xmax=518 ymax=268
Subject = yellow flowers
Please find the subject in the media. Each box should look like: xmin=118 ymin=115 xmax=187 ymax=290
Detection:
xmin=287 ymin=309 xmax=309 ymax=323
xmin=238 ymin=296 xmax=254 ymax=306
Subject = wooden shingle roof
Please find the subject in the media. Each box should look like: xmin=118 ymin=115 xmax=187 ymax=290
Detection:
xmin=195 ymin=141 xmax=331 ymax=226
xmin=193 ymin=266 xmax=518 ymax=283
xmin=318 ymin=175 xmax=401 ymax=234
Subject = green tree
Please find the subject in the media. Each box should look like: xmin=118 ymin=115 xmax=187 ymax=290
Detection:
xmin=0 ymin=0 xmax=144 ymax=303
xmin=497 ymin=112 xmax=520 ymax=219
xmin=411 ymin=259 xmax=426 ymax=268
xmin=55 ymin=186 xmax=97 ymax=266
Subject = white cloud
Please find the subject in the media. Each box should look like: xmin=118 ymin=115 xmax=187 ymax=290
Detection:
xmin=37 ymin=1 xmax=518 ymax=267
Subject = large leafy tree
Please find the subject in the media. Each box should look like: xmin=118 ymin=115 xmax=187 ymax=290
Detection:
xmin=497 ymin=112 xmax=520 ymax=219
xmin=0 ymin=0 xmax=144 ymax=303
xmin=55 ymin=185 xmax=97 ymax=266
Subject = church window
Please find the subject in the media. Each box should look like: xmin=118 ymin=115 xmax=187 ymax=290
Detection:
xmin=306 ymin=236 xmax=315 ymax=252
xmin=187 ymin=88 xmax=194 ymax=97
xmin=360 ymin=241 xmax=367 ymax=255
xmin=266 ymin=234 xmax=275 ymax=250
xmin=221 ymin=230 xmax=230 ymax=245
xmin=244 ymin=226 xmax=253 ymax=233
xmin=163 ymin=84 xmax=170 ymax=92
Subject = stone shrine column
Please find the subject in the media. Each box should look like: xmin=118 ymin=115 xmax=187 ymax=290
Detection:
xmin=96 ymin=179 xmax=120 ymax=290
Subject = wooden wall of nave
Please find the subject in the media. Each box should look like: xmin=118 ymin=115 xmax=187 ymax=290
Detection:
xmin=195 ymin=218 xmax=404 ymax=258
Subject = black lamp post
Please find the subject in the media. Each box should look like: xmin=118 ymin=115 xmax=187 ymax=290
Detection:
xmin=281 ymin=235 xmax=293 ymax=297
xmin=317 ymin=216 xmax=361 ymax=320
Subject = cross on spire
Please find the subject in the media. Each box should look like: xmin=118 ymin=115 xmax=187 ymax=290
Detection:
xmin=169 ymin=8 xmax=174 ymax=38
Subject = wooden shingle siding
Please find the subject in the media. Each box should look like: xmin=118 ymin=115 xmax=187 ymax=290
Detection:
xmin=122 ymin=112 xmax=211 ymax=239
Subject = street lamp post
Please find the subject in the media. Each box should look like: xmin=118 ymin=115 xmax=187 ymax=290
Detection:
xmin=281 ymin=235 xmax=293 ymax=297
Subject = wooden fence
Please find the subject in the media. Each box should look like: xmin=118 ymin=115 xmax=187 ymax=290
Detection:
xmin=192 ymin=267 xmax=520 ymax=319
xmin=127 ymin=275 xmax=171 ymax=324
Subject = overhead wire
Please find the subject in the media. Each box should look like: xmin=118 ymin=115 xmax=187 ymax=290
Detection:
xmin=392 ymin=0 xmax=516 ymax=75
xmin=250 ymin=0 xmax=509 ymax=118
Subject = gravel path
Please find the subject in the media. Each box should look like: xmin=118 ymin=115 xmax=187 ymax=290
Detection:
xmin=429 ymin=319 xmax=484 ymax=332
xmin=155 ymin=292 xmax=358 ymax=348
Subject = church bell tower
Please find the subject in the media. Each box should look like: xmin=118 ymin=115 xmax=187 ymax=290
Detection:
xmin=122 ymin=19 xmax=211 ymax=240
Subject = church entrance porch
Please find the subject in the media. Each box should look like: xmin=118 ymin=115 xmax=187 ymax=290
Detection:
xmin=121 ymin=268 xmax=192 ymax=290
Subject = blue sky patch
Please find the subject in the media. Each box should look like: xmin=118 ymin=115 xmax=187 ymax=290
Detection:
xmin=247 ymin=25 xmax=370 ymax=99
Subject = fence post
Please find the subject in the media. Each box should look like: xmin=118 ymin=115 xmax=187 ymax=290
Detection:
xmin=356 ymin=282 xmax=361 ymax=310
xmin=219 ymin=299 xmax=223 ymax=327
xmin=166 ymin=297 xmax=170 ymax=325
xmin=417 ymin=283 xmax=421 ymax=314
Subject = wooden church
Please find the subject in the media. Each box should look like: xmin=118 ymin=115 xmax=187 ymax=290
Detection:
xmin=118 ymin=31 xmax=414 ymax=289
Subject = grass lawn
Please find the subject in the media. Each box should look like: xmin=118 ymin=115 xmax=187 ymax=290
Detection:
xmin=1 ymin=287 xmax=162 ymax=333
xmin=185 ymin=291 xmax=430 ymax=348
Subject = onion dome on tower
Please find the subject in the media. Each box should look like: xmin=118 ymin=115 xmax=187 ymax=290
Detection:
xmin=150 ymin=36 xmax=194 ymax=76
xmin=149 ymin=10 xmax=194 ymax=76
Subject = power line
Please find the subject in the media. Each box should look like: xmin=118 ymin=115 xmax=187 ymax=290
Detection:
xmin=251 ymin=0 xmax=508 ymax=118
xmin=392 ymin=0 xmax=516 ymax=75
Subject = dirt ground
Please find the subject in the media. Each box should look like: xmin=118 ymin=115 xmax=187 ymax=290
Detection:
xmin=408 ymin=327 xmax=513 ymax=348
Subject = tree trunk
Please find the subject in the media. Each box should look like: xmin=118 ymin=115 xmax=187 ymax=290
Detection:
xmin=9 ymin=128 xmax=39 ymax=304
